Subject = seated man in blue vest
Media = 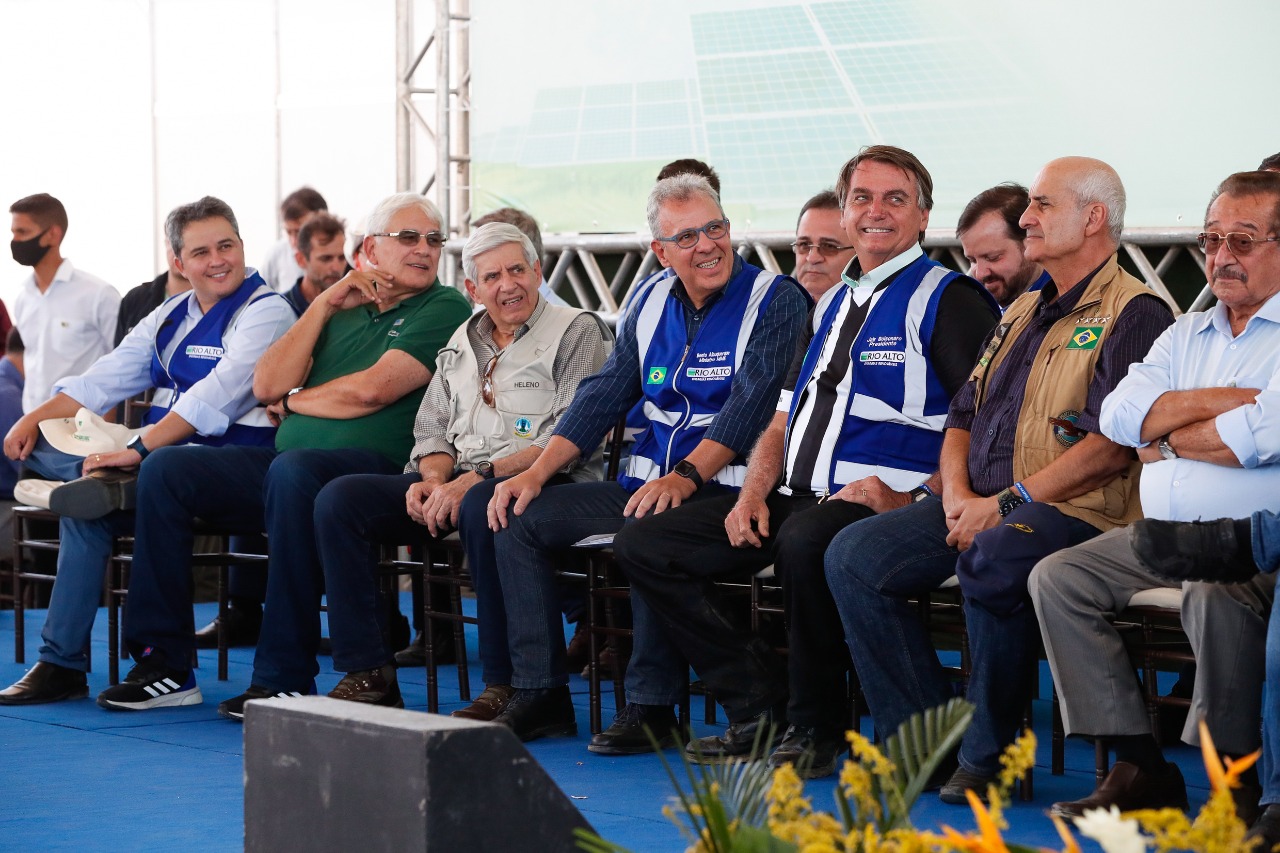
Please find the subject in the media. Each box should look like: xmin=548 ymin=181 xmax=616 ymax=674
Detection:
xmin=96 ymin=192 xmax=473 ymax=711
xmin=0 ymin=196 xmax=296 ymax=705
xmin=213 ymin=223 xmax=611 ymax=720
xmin=612 ymin=146 xmax=1000 ymax=767
xmin=485 ymin=173 xmax=811 ymax=741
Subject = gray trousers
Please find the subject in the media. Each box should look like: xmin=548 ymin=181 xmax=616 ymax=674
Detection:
xmin=1029 ymin=526 xmax=1274 ymax=755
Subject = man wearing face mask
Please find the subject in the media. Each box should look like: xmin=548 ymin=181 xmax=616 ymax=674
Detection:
xmin=10 ymin=194 xmax=119 ymax=413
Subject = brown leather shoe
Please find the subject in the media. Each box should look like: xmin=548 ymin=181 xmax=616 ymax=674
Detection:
xmin=48 ymin=468 xmax=138 ymax=520
xmin=327 ymin=664 xmax=404 ymax=708
xmin=1051 ymin=761 xmax=1189 ymax=818
xmin=451 ymin=684 xmax=515 ymax=721
xmin=0 ymin=662 xmax=89 ymax=705
xmin=564 ymin=622 xmax=590 ymax=672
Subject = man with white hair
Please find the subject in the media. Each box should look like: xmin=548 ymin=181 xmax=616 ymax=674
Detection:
xmin=824 ymin=157 xmax=1173 ymax=803
xmin=0 ymin=196 xmax=295 ymax=705
xmin=484 ymin=174 xmax=810 ymax=742
xmin=96 ymin=192 xmax=472 ymax=712
xmin=215 ymin=222 xmax=610 ymax=718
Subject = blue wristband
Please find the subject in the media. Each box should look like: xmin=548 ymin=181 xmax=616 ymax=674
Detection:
xmin=1013 ymin=481 xmax=1033 ymax=503
xmin=918 ymin=482 xmax=934 ymax=496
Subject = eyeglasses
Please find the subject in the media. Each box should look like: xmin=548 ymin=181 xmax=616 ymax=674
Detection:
xmin=655 ymin=219 xmax=730 ymax=250
xmin=1197 ymin=231 xmax=1280 ymax=256
xmin=791 ymin=240 xmax=855 ymax=258
xmin=372 ymin=229 xmax=447 ymax=249
xmin=480 ymin=353 xmax=501 ymax=407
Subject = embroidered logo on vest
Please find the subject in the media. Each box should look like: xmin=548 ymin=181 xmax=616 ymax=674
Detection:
xmin=647 ymin=366 xmax=668 ymax=384
xmin=513 ymin=417 xmax=533 ymax=438
xmin=184 ymin=345 xmax=224 ymax=360
xmin=859 ymin=350 xmax=905 ymax=365
xmin=1049 ymin=409 xmax=1086 ymax=447
xmin=686 ymin=366 xmax=731 ymax=379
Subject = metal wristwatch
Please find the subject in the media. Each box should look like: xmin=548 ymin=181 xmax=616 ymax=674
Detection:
xmin=1157 ymin=435 xmax=1178 ymax=460
xmin=996 ymin=487 xmax=1027 ymax=518
xmin=474 ymin=460 xmax=496 ymax=479
xmin=282 ymin=386 xmax=304 ymax=415
xmin=673 ymin=459 xmax=704 ymax=489
xmin=907 ymin=485 xmax=932 ymax=503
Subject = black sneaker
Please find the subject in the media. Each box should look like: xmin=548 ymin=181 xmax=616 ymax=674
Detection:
xmin=96 ymin=651 xmax=201 ymax=711
xmin=218 ymin=682 xmax=316 ymax=722
xmin=588 ymin=703 xmax=679 ymax=755
xmin=939 ymin=766 xmax=996 ymax=804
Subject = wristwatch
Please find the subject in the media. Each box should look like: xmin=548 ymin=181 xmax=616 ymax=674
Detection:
xmin=996 ymin=487 xmax=1027 ymax=518
xmin=126 ymin=434 xmax=150 ymax=461
xmin=1157 ymin=435 xmax=1178 ymax=460
xmin=282 ymin=386 xmax=304 ymax=415
xmin=474 ymin=460 xmax=496 ymax=480
xmin=673 ymin=459 xmax=704 ymax=490
xmin=907 ymin=485 xmax=932 ymax=503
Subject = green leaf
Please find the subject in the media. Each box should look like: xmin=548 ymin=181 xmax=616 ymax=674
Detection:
xmin=731 ymin=825 xmax=800 ymax=852
xmin=884 ymin=698 xmax=975 ymax=830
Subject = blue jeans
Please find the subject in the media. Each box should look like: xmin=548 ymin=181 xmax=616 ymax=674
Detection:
xmin=21 ymin=439 xmax=130 ymax=672
xmin=824 ymin=497 xmax=1098 ymax=775
xmin=317 ymin=472 xmax=507 ymax=683
xmin=123 ymin=445 xmax=399 ymax=691
xmin=491 ymin=480 xmax=698 ymax=700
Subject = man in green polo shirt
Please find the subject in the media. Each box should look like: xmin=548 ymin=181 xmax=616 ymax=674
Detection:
xmin=97 ymin=192 xmax=472 ymax=711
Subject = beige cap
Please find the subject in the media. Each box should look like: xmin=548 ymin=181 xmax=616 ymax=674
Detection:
xmin=39 ymin=408 xmax=148 ymax=457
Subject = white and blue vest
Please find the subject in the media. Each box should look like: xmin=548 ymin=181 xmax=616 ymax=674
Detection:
xmin=148 ymin=274 xmax=279 ymax=447
xmin=619 ymin=261 xmax=790 ymax=491
xmin=784 ymin=255 xmax=991 ymax=491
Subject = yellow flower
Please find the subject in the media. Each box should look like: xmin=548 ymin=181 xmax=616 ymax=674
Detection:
xmin=996 ymin=730 xmax=1037 ymax=793
xmin=847 ymin=731 xmax=897 ymax=780
xmin=935 ymin=790 xmax=1010 ymax=853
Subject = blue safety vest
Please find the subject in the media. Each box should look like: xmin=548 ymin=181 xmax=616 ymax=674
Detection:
xmin=148 ymin=274 xmax=279 ymax=447
xmin=785 ymin=255 xmax=995 ymax=491
xmin=620 ymin=261 xmax=791 ymax=491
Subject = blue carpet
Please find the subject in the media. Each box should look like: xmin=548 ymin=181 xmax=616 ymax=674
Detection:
xmin=0 ymin=598 xmax=1212 ymax=851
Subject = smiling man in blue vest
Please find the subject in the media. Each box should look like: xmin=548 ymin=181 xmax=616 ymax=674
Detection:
xmin=610 ymin=146 xmax=1000 ymax=768
xmin=95 ymin=192 xmax=472 ymax=712
xmin=0 ymin=196 xmax=296 ymax=705
xmin=483 ymin=174 xmax=810 ymax=741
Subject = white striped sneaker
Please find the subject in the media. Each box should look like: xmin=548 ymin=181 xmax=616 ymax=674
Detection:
xmin=218 ymin=683 xmax=315 ymax=722
xmin=96 ymin=654 xmax=202 ymax=711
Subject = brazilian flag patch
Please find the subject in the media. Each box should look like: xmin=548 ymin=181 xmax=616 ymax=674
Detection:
xmin=1066 ymin=326 xmax=1102 ymax=350
xmin=647 ymin=366 xmax=668 ymax=385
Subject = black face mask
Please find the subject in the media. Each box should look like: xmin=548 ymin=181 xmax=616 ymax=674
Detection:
xmin=11 ymin=230 xmax=51 ymax=267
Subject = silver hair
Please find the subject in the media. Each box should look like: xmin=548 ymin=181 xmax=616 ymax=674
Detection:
xmin=646 ymin=174 xmax=724 ymax=238
xmin=462 ymin=223 xmax=538 ymax=283
xmin=166 ymin=196 xmax=240 ymax=255
xmin=364 ymin=192 xmax=444 ymax=237
xmin=1067 ymin=165 xmax=1126 ymax=243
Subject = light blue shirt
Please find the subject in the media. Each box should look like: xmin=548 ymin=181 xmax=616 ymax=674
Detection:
xmin=1100 ymin=294 xmax=1280 ymax=521
xmin=56 ymin=276 xmax=296 ymax=438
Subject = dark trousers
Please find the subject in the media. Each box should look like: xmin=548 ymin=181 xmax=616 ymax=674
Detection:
xmin=614 ymin=490 xmax=873 ymax=727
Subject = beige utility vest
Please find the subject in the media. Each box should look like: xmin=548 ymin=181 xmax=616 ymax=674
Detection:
xmin=438 ymin=303 xmax=601 ymax=479
xmin=969 ymin=255 xmax=1149 ymax=532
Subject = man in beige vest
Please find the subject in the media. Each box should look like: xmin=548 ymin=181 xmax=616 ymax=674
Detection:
xmin=823 ymin=157 xmax=1174 ymax=803
xmin=215 ymin=222 xmax=610 ymax=720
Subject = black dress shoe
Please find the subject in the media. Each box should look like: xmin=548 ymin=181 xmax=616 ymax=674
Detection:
xmin=588 ymin=703 xmax=680 ymax=755
xmin=1051 ymin=761 xmax=1189 ymax=818
xmin=685 ymin=706 xmax=786 ymax=763
xmin=194 ymin=605 xmax=263 ymax=649
xmin=1248 ymin=804 xmax=1280 ymax=851
xmin=493 ymin=686 xmax=577 ymax=742
xmin=1130 ymin=518 xmax=1259 ymax=583
xmin=393 ymin=628 xmax=457 ymax=667
xmin=766 ymin=725 xmax=845 ymax=779
xmin=0 ymin=662 xmax=89 ymax=705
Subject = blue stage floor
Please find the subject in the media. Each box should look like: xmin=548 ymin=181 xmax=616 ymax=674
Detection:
xmin=0 ymin=596 xmax=1213 ymax=851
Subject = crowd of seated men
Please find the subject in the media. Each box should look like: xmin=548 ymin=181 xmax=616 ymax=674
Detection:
xmin=5 ymin=145 xmax=1280 ymax=847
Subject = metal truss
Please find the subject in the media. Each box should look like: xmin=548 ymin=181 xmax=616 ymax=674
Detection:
xmin=443 ymin=228 xmax=1210 ymax=324
xmin=396 ymin=0 xmax=471 ymax=283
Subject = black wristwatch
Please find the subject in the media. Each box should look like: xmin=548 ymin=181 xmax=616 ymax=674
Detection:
xmin=673 ymin=459 xmax=704 ymax=490
xmin=474 ymin=460 xmax=496 ymax=480
xmin=996 ymin=487 xmax=1026 ymax=518
xmin=126 ymin=434 xmax=150 ymax=461
xmin=907 ymin=485 xmax=932 ymax=503
xmin=282 ymin=386 xmax=304 ymax=415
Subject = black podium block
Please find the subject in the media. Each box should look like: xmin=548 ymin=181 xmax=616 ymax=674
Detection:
xmin=244 ymin=697 xmax=594 ymax=852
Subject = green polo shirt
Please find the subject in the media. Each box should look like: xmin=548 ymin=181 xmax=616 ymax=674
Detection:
xmin=275 ymin=282 xmax=472 ymax=464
